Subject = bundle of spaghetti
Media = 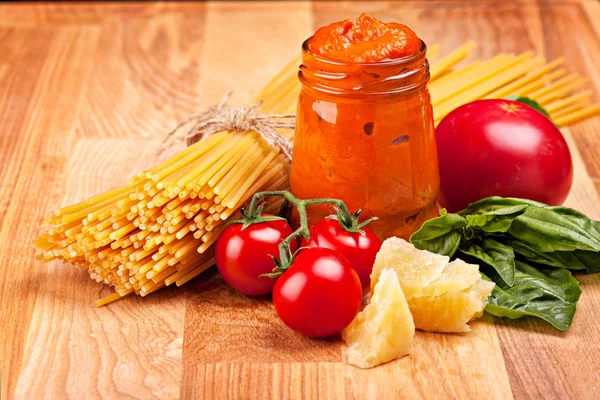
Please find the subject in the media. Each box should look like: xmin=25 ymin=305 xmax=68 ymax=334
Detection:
xmin=272 ymin=41 xmax=600 ymax=126
xmin=35 ymin=69 xmax=295 ymax=306
xmin=404 ymin=42 xmax=599 ymax=125
xmin=257 ymin=54 xmax=302 ymax=114
xmin=429 ymin=47 xmax=600 ymax=125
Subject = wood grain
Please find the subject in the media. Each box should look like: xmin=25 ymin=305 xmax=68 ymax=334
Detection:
xmin=182 ymin=270 xmax=342 ymax=364
xmin=14 ymin=139 xmax=187 ymax=399
xmin=539 ymin=1 xmax=600 ymax=194
xmin=1 ymin=24 xmax=97 ymax=399
xmin=1 ymin=1 xmax=600 ymax=399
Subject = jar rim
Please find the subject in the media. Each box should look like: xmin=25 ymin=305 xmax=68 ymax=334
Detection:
xmin=301 ymin=38 xmax=428 ymax=67
xmin=299 ymin=38 xmax=429 ymax=97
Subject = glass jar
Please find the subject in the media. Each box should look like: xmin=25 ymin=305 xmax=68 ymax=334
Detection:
xmin=290 ymin=39 xmax=440 ymax=240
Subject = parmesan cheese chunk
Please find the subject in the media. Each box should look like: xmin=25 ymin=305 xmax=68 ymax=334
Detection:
xmin=370 ymin=238 xmax=495 ymax=333
xmin=343 ymin=268 xmax=415 ymax=369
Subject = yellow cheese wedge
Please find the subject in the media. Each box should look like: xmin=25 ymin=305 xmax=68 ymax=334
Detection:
xmin=370 ymin=237 xmax=449 ymax=298
xmin=420 ymin=258 xmax=481 ymax=296
xmin=343 ymin=268 xmax=415 ymax=369
xmin=370 ymin=238 xmax=495 ymax=333
xmin=409 ymin=279 xmax=495 ymax=332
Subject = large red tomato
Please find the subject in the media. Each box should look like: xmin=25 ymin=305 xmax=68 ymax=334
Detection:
xmin=215 ymin=218 xmax=297 ymax=296
xmin=436 ymin=99 xmax=573 ymax=212
xmin=273 ymin=247 xmax=362 ymax=338
xmin=301 ymin=218 xmax=381 ymax=290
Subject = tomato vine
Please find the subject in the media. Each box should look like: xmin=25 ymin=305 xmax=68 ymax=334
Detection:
xmin=239 ymin=190 xmax=377 ymax=276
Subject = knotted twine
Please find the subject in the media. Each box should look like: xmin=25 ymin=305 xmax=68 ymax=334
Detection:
xmin=159 ymin=93 xmax=296 ymax=160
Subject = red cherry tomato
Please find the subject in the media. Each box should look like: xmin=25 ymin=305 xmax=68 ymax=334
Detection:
xmin=273 ymin=247 xmax=362 ymax=338
xmin=215 ymin=218 xmax=297 ymax=296
xmin=436 ymin=99 xmax=573 ymax=212
xmin=301 ymin=218 xmax=381 ymax=290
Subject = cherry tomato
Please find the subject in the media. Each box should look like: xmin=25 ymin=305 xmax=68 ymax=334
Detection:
xmin=273 ymin=247 xmax=362 ymax=337
xmin=301 ymin=218 xmax=381 ymax=290
xmin=436 ymin=99 xmax=573 ymax=212
xmin=215 ymin=218 xmax=297 ymax=296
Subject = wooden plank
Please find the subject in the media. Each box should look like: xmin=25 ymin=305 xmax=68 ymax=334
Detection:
xmin=0 ymin=25 xmax=100 ymax=400
xmin=181 ymin=271 xmax=342 ymax=364
xmin=13 ymin=138 xmax=187 ymax=400
xmin=192 ymin=1 xmax=312 ymax=108
xmin=73 ymin=6 xmax=209 ymax=140
xmin=1 ymin=1 xmax=600 ymax=399
xmin=183 ymin=316 xmax=512 ymax=400
xmin=582 ymin=0 xmax=600 ymax=40
xmin=0 ymin=5 xmax=210 ymax=398
xmin=182 ymin=281 xmax=512 ymax=398
xmin=540 ymin=2 xmax=600 ymax=195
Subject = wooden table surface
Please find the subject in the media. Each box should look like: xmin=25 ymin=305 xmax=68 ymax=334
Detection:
xmin=2 ymin=1 xmax=600 ymax=399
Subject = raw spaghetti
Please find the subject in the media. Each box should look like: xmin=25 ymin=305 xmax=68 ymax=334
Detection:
xmin=34 ymin=73 xmax=296 ymax=306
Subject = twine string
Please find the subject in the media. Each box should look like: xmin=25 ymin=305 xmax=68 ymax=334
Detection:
xmin=159 ymin=93 xmax=296 ymax=160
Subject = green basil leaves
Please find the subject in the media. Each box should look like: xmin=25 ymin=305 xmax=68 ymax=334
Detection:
xmin=410 ymin=197 xmax=600 ymax=330
xmin=409 ymin=210 xmax=466 ymax=257
xmin=483 ymin=262 xmax=581 ymax=331
xmin=461 ymin=238 xmax=516 ymax=286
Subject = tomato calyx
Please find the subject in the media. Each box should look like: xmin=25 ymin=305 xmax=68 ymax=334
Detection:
xmin=261 ymin=247 xmax=304 ymax=279
xmin=228 ymin=202 xmax=287 ymax=230
xmin=326 ymin=207 xmax=378 ymax=236
xmin=504 ymin=95 xmax=553 ymax=121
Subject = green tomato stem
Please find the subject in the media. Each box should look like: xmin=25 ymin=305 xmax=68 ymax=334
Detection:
xmin=246 ymin=190 xmax=357 ymax=272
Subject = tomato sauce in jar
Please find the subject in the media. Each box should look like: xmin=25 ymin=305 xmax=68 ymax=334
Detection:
xmin=290 ymin=14 xmax=440 ymax=240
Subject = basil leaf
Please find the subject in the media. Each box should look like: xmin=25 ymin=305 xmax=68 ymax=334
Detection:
xmin=505 ymin=95 xmax=552 ymax=119
xmin=484 ymin=261 xmax=582 ymax=331
xmin=461 ymin=238 xmax=516 ymax=286
xmin=511 ymin=243 xmax=600 ymax=274
xmin=410 ymin=211 xmax=466 ymax=257
xmin=469 ymin=204 xmax=530 ymax=216
xmin=464 ymin=196 xmax=545 ymax=213
xmin=507 ymin=239 xmax=588 ymax=271
xmin=464 ymin=204 xmax=529 ymax=233
xmin=548 ymin=206 xmax=600 ymax=243
xmin=572 ymin=251 xmax=600 ymax=274
xmin=508 ymin=206 xmax=600 ymax=252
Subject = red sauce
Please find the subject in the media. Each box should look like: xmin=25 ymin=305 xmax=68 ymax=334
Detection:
xmin=291 ymin=17 xmax=439 ymax=240
xmin=308 ymin=13 xmax=421 ymax=63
